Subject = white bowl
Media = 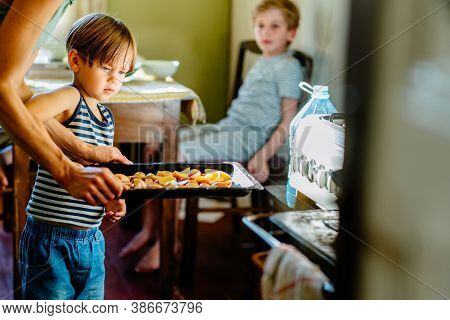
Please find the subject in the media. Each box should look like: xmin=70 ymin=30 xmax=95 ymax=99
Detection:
xmin=140 ymin=60 xmax=180 ymax=79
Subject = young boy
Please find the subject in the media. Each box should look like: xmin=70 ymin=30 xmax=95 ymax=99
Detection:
xmin=120 ymin=0 xmax=302 ymax=272
xmin=181 ymin=0 xmax=302 ymax=182
xmin=20 ymin=13 xmax=137 ymax=299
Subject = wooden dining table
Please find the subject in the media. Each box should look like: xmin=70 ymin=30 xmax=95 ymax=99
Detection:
xmin=12 ymin=76 xmax=206 ymax=299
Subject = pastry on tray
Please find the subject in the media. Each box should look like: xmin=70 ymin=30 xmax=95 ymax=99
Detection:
xmin=114 ymin=167 xmax=233 ymax=190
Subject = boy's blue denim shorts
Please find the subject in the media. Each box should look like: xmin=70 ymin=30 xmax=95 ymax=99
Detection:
xmin=19 ymin=216 xmax=105 ymax=300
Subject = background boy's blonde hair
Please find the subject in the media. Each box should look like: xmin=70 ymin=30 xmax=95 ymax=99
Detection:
xmin=253 ymin=0 xmax=300 ymax=30
xmin=66 ymin=13 xmax=137 ymax=73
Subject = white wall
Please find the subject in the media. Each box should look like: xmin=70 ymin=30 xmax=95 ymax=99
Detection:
xmin=229 ymin=0 xmax=351 ymax=110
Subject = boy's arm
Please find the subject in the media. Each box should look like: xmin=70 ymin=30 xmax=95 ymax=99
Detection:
xmin=104 ymin=199 xmax=126 ymax=223
xmin=25 ymin=86 xmax=79 ymax=123
xmin=24 ymin=87 xmax=81 ymax=163
xmin=248 ymin=97 xmax=298 ymax=182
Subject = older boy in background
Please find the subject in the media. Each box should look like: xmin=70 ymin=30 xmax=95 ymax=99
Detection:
xmin=121 ymin=0 xmax=304 ymax=273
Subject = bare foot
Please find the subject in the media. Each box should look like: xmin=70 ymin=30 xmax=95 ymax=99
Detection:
xmin=134 ymin=241 xmax=160 ymax=273
xmin=133 ymin=239 xmax=182 ymax=273
xmin=0 ymin=164 xmax=8 ymax=191
xmin=174 ymin=239 xmax=181 ymax=257
xmin=119 ymin=230 xmax=151 ymax=258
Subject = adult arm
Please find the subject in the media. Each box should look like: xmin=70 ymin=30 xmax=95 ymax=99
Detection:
xmin=0 ymin=0 xmax=123 ymax=204
xmin=45 ymin=119 xmax=132 ymax=165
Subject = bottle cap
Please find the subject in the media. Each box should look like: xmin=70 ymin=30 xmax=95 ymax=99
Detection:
xmin=313 ymin=86 xmax=330 ymax=99
xmin=312 ymin=86 xmax=330 ymax=99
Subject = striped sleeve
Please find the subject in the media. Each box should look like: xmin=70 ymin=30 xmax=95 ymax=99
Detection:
xmin=276 ymin=57 xmax=303 ymax=99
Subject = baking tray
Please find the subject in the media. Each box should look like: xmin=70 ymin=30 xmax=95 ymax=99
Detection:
xmin=269 ymin=210 xmax=338 ymax=262
xmin=243 ymin=213 xmax=336 ymax=286
xmin=102 ymin=161 xmax=264 ymax=199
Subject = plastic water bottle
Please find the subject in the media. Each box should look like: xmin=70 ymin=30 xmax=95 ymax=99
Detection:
xmin=285 ymin=82 xmax=337 ymax=207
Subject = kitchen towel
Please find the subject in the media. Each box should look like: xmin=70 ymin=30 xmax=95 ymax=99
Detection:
xmin=261 ymin=244 xmax=329 ymax=299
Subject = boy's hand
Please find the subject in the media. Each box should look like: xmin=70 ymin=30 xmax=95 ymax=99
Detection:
xmin=248 ymin=155 xmax=270 ymax=184
xmin=105 ymin=199 xmax=126 ymax=223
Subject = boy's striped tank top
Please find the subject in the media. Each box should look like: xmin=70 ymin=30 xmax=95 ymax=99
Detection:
xmin=26 ymin=91 xmax=115 ymax=228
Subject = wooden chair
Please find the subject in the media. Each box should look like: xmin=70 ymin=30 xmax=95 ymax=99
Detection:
xmin=180 ymin=40 xmax=313 ymax=289
xmin=233 ymin=40 xmax=313 ymax=99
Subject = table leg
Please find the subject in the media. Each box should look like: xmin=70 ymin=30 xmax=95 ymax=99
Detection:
xmin=162 ymin=102 xmax=179 ymax=162
xmin=180 ymin=197 xmax=199 ymax=289
xmin=159 ymin=100 xmax=180 ymax=298
xmin=160 ymin=198 xmax=176 ymax=299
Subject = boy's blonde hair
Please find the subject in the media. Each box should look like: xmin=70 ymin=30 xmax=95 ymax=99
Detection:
xmin=253 ymin=0 xmax=300 ymax=30
xmin=66 ymin=13 xmax=137 ymax=74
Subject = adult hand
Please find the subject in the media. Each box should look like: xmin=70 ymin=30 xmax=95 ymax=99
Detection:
xmin=56 ymin=161 xmax=124 ymax=206
xmin=86 ymin=145 xmax=132 ymax=165
xmin=247 ymin=155 xmax=270 ymax=184
xmin=104 ymin=199 xmax=126 ymax=223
